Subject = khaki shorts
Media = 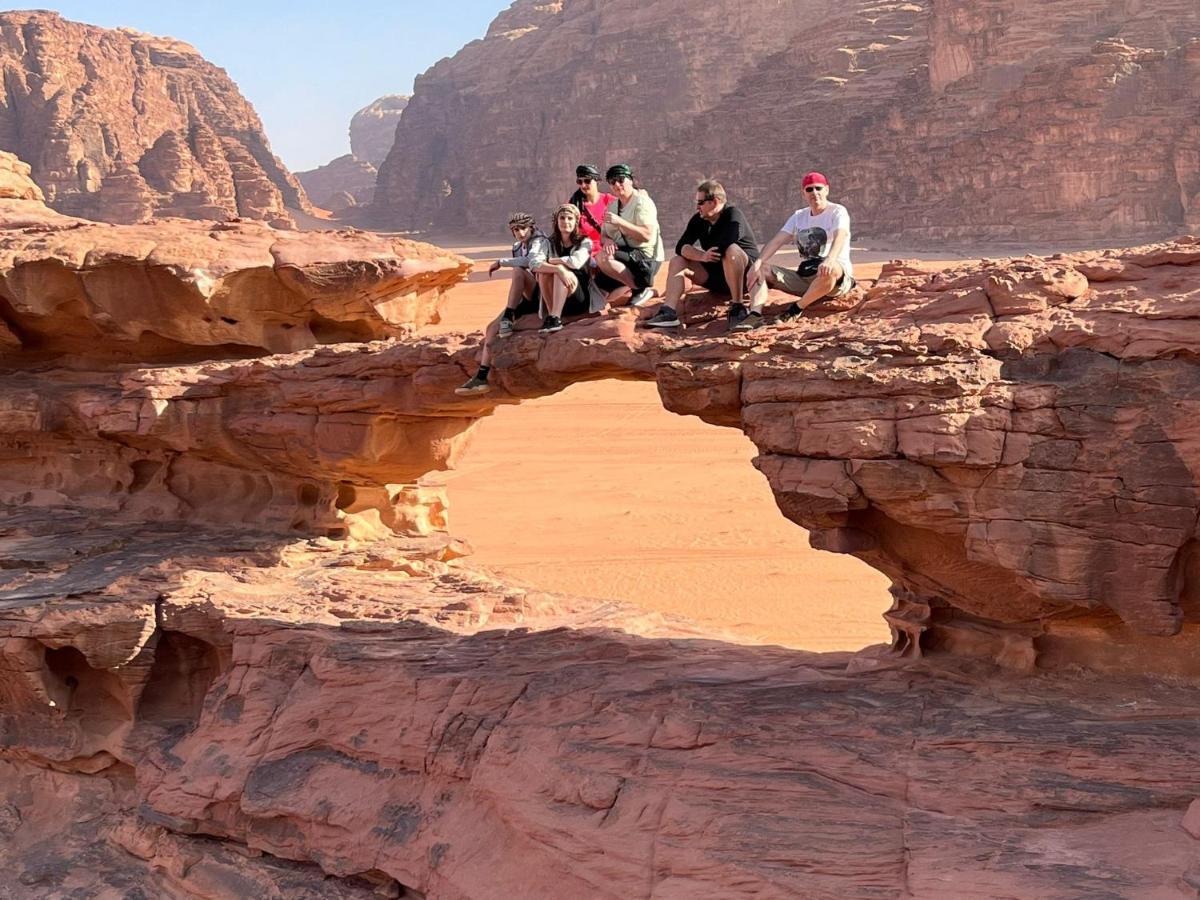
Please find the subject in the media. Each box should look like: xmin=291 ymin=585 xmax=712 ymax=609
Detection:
xmin=767 ymin=265 xmax=854 ymax=299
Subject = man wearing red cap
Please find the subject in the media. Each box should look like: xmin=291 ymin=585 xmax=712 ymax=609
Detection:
xmin=747 ymin=171 xmax=854 ymax=321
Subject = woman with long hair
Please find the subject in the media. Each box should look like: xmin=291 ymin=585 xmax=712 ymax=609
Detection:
xmin=534 ymin=204 xmax=598 ymax=332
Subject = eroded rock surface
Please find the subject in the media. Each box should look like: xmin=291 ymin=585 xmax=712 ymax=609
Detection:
xmin=3 ymin=505 xmax=1200 ymax=898
xmin=0 ymin=199 xmax=470 ymax=359
xmin=5 ymin=204 xmax=1200 ymax=895
xmin=0 ymin=11 xmax=310 ymax=227
xmin=9 ymin=231 xmax=1200 ymax=650
xmin=374 ymin=0 xmax=1200 ymax=244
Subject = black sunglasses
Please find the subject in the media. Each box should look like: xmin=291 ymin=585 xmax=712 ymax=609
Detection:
xmin=576 ymin=177 xmax=595 ymax=184
xmin=805 ymin=185 xmax=825 ymax=193
xmin=607 ymin=176 xmax=629 ymax=185
xmin=696 ymin=196 xmax=714 ymax=207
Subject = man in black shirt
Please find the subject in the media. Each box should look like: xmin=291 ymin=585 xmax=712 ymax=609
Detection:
xmin=644 ymin=179 xmax=768 ymax=331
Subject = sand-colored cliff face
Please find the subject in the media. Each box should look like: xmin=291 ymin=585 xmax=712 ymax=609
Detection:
xmin=0 ymin=11 xmax=309 ymax=227
xmin=349 ymin=95 xmax=409 ymax=167
xmin=374 ymin=0 xmax=1200 ymax=244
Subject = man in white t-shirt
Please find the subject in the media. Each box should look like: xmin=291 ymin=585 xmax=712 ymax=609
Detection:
xmin=747 ymin=171 xmax=855 ymax=322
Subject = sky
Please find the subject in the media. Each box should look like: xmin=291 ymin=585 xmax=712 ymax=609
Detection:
xmin=39 ymin=1 xmax=506 ymax=171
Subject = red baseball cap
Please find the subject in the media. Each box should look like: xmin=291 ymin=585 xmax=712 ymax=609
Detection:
xmin=802 ymin=171 xmax=829 ymax=188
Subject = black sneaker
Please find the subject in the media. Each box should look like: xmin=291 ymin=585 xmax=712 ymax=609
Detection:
xmin=454 ymin=374 xmax=492 ymax=396
xmin=539 ymin=315 xmax=563 ymax=333
xmin=777 ymin=302 xmax=804 ymax=323
xmin=731 ymin=311 xmax=765 ymax=332
xmin=727 ymin=303 xmax=749 ymax=327
xmin=644 ymin=307 xmax=680 ymax=328
xmin=497 ymin=316 xmax=516 ymax=338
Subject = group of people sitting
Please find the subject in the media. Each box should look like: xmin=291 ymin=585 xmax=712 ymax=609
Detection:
xmin=456 ymin=163 xmax=855 ymax=396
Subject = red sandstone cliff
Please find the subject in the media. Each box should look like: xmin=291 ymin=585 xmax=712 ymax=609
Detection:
xmin=0 ymin=10 xmax=310 ymax=227
xmin=5 ymin=176 xmax=1200 ymax=894
xmin=297 ymin=96 xmax=410 ymax=213
xmin=374 ymin=0 xmax=1200 ymax=245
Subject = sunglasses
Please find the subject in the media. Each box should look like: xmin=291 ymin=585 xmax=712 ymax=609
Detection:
xmin=805 ymin=185 xmax=826 ymax=193
xmin=576 ymin=177 xmax=595 ymax=184
xmin=607 ymin=176 xmax=629 ymax=185
xmin=696 ymin=196 xmax=714 ymax=207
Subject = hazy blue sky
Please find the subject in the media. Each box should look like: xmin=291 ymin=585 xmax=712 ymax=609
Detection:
xmin=41 ymin=1 xmax=506 ymax=171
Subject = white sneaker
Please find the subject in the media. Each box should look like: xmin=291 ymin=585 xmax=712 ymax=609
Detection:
xmin=629 ymin=287 xmax=655 ymax=308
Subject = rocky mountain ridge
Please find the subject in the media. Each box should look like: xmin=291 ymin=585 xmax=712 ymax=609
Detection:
xmin=0 ymin=10 xmax=309 ymax=227
xmin=374 ymin=0 xmax=1200 ymax=245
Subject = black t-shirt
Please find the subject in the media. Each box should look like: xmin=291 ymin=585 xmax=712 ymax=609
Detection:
xmin=674 ymin=204 xmax=760 ymax=262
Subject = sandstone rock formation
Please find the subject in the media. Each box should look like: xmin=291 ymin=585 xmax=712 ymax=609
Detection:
xmin=297 ymin=154 xmax=378 ymax=212
xmin=297 ymin=96 xmax=409 ymax=213
xmin=0 ymin=199 xmax=469 ymax=360
xmin=6 ymin=175 xmax=1200 ymax=894
xmin=5 ymin=508 xmax=1200 ymax=898
xmin=0 ymin=11 xmax=310 ymax=227
xmin=374 ymin=0 xmax=1200 ymax=245
xmin=350 ymin=95 xmax=409 ymax=167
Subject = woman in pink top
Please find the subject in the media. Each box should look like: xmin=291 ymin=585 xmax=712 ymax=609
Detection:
xmin=568 ymin=163 xmax=615 ymax=261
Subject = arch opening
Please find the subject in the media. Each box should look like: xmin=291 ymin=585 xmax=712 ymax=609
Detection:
xmin=442 ymin=379 xmax=892 ymax=651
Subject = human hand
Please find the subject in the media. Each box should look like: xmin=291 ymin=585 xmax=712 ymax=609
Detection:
xmin=746 ymin=259 xmax=761 ymax=290
xmin=488 ymin=261 xmax=501 ymax=277
xmin=817 ymin=260 xmax=836 ymax=278
xmin=700 ymin=248 xmax=721 ymax=263
xmin=601 ymin=240 xmax=617 ymax=257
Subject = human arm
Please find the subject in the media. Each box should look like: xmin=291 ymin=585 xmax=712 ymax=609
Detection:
xmin=674 ymin=214 xmax=703 ymax=258
xmin=500 ymin=235 xmax=550 ymax=269
xmin=746 ymin=229 xmax=793 ymax=289
xmin=819 ymin=208 xmax=850 ymax=277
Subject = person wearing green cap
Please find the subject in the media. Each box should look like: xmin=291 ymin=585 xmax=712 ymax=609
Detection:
xmin=595 ymin=163 xmax=664 ymax=307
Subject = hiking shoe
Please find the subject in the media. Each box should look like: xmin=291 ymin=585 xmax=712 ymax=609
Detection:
xmin=539 ymin=315 xmax=563 ymax=333
xmin=732 ymin=311 xmax=765 ymax=332
xmin=629 ymin=287 xmax=656 ymax=308
xmin=644 ymin=307 xmax=680 ymax=328
xmin=777 ymin=302 xmax=804 ymax=323
xmin=497 ymin=317 xmax=515 ymax=338
xmin=454 ymin=374 xmax=492 ymax=396
xmin=727 ymin=303 xmax=749 ymax=326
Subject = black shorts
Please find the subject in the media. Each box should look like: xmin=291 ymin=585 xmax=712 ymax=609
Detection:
xmin=699 ymin=251 xmax=757 ymax=296
xmin=512 ymin=284 xmax=541 ymax=317
xmin=562 ymin=276 xmax=591 ymax=317
xmin=595 ymin=254 xmax=661 ymax=292
xmin=700 ymin=260 xmax=730 ymax=295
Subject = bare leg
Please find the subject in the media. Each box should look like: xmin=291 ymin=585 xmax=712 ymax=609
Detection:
xmin=722 ymin=245 xmax=749 ymax=305
xmin=597 ymin=255 xmax=636 ymax=291
xmin=506 ymin=268 xmax=535 ymax=308
xmin=478 ymin=315 xmax=502 ymax=367
xmin=549 ymin=278 xmax=570 ymax=317
xmin=661 ymin=254 xmax=698 ymax=313
xmin=747 ymin=278 xmax=768 ymax=313
xmin=797 ymin=269 xmax=839 ymax=309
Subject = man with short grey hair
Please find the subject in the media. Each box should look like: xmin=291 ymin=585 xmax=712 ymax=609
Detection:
xmin=644 ymin=179 xmax=769 ymax=331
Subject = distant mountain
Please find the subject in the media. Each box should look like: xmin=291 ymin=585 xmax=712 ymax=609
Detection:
xmin=0 ymin=10 xmax=309 ymax=227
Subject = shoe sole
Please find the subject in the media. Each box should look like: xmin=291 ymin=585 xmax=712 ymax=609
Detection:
xmin=539 ymin=326 xmax=563 ymax=333
xmin=646 ymin=320 xmax=681 ymax=328
xmin=454 ymin=387 xmax=492 ymax=396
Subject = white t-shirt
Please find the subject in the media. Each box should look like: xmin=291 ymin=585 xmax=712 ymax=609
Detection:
xmin=782 ymin=202 xmax=852 ymax=277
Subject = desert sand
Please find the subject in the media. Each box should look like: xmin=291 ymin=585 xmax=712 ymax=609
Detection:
xmin=427 ymin=248 xmax=963 ymax=651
